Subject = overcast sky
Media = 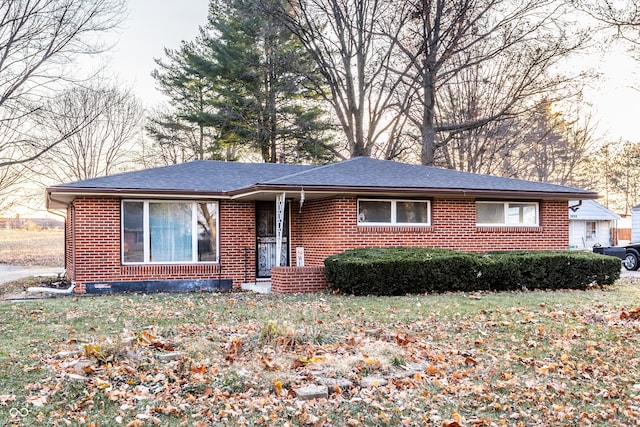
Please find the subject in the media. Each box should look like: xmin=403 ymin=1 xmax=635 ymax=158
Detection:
xmin=94 ymin=0 xmax=210 ymax=106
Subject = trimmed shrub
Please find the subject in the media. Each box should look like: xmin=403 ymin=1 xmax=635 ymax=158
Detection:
xmin=324 ymin=248 xmax=621 ymax=296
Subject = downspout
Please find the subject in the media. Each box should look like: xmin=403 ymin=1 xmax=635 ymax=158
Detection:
xmin=28 ymin=283 xmax=75 ymax=294
xmin=568 ymin=200 xmax=582 ymax=212
xmin=46 ymin=208 xmax=67 ymax=270
xmin=39 ymin=194 xmax=74 ymax=294
xmin=46 ymin=193 xmax=72 ymax=274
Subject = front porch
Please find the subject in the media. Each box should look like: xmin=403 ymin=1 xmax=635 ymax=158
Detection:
xmin=241 ymin=266 xmax=328 ymax=294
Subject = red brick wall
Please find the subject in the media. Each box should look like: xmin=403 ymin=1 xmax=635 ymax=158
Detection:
xmin=68 ymin=197 xmax=257 ymax=293
xmin=292 ymin=196 xmax=568 ymax=265
xmin=219 ymin=200 xmax=256 ymax=285
xmin=66 ymin=195 xmax=569 ymax=294
xmin=71 ymin=198 xmax=120 ymax=293
xmin=271 ymin=265 xmax=327 ymax=294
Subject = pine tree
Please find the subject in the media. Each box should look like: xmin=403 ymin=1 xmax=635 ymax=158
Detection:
xmin=150 ymin=0 xmax=334 ymax=164
xmin=151 ymin=41 xmax=223 ymax=160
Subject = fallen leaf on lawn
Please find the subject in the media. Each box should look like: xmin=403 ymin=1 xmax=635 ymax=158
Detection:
xmin=346 ymin=336 xmax=361 ymax=346
xmin=138 ymin=330 xmax=175 ymax=351
xmin=273 ymin=378 xmax=283 ymax=394
xmin=150 ymin=340 xmax=175 ymax=351
xmin=154 ymin=404 xmax=179 ymax=415
xmin=82 ymin=364 xmax=97 ymax=375
xmin=190 ymin=362 xmax=207 ymax=375
xmin=225 ymin=337 xmax=243 ymax=361
xmin=426 ymin=365 xmax=439 ymax=375
xmin=395 ymin=332 xmax=416 ymax=346
xmin=290 ymin=358 xmax=306 ymax=369
xmin=138 ymin=330 xmax=156 ymax=345
xmin=83 ymin=344 xmax=103 ymax=359
xmin=464 ymin=356 xmax=477 ymax=366
xmin=93 ymin=378 xmax=111 ymax=390
xmin=25 ymin=395 xmax=48 ymax=407
xmin=0 ymin=394 xmax=16 ymax=405
xmin=259 ymin=355 xmax=280 ymax=371
xmin=621 ymin=308 xmax=640 ymax=320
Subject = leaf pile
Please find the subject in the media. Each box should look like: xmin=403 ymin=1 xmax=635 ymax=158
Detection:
xmin=1 ymin=283 xmax=640 ymax=426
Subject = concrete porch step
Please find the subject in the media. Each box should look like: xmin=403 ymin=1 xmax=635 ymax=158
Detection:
xmin=241 ymin=281 xmax=271 ymax=294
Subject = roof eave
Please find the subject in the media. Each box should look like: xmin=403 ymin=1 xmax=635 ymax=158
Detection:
xmin=46 ymin=186 xmax=229 ymax=209
xmin=46 ymin=183 xmax=600 ymax=210
xmin=230 ymin=184 xmax=600 ymax=200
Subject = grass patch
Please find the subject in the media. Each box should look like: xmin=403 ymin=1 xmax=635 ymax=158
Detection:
xmin=0 ymin=281 xmax=639 ymax=425
xmin=0 ymin=228 xmax=64 ymax=267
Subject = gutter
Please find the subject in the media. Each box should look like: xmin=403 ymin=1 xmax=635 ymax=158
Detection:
xmin=228 ymin=184 xmax=600 ymax=201
xmin=47 ymin=186 xmax=230 ymax=197
xmin=46 ymin=187 xmax=230 ymax=209
xmin=47 ymin=183 xmax=600 ymax=204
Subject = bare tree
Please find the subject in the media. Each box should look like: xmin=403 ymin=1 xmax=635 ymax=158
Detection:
xmin=145 ymin=105 xmax=209 ymax=166
xmin=435 ymin=58 xmax=530 ymax=174
xmin=586 ymin=140 xmax=640 ymax=215
xmin=0 ymin=0 xmax=126 ymax=172
xmin=387 ymin=0 xmax=589 ymax=165
xmin=262 ymin=0 xmax=410 ymax=159
xmin=514 ymin=100 xmax=597 ymax=186
xmin=570 ymin=1 xmax=640 ymax=46
xmin=0 ymin=161 xmax=24 ymax=212
xmin=35 ymin=83 xmax=142 ymax=183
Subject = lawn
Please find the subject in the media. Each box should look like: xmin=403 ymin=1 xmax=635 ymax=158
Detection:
xmin=1 ymin=280 xmax=640 ymax=426
xmin=0 ymin=228 xmax=64 ymax=267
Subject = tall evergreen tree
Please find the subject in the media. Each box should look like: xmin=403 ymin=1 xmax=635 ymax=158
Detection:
xmin=196 ymin=0 xmax=334 ymax=163
xmin=151 ymin=0 xmax=334 ymax=164
xmin=152 ymin=41 xmax=223 ymax=160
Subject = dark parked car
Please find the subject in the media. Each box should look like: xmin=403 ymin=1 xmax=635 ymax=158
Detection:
xmin=593 ymin=243 xmax=640 ymax=270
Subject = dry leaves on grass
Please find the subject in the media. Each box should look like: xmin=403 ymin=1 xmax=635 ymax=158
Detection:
xmin=8 ymin=292 xmax=640 ymax=426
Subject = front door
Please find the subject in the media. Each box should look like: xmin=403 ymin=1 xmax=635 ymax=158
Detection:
xmin=256 ymin=201 xmax=289 ymax=277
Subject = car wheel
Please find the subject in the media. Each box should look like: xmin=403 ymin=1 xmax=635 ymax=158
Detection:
xmin=624 ymin=252 xmax=639 ymax=271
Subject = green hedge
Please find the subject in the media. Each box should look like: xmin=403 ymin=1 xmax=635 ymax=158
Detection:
xmin=324 ymin=248 xmax=621 ymax=296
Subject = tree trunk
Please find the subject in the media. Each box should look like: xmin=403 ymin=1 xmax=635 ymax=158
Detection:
xmin=421 ymin=70 xmax=436 ymax=166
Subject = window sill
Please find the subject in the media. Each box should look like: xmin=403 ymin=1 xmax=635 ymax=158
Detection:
xmin=476 ymin=226 xmax=542 ymax=233
xmin=121 ymin=263 xmax=220 ymax=274
xmin=122 ymin=262 xmax=219 ymax=266
xmin=358 ymin=225 xmax=434 ymax=233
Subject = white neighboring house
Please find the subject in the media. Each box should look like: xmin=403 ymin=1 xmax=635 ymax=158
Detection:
xmin=632 ymin=204 xmax=640 ymax=243
xmin=569 ymin=200 xmax=620 ymax=248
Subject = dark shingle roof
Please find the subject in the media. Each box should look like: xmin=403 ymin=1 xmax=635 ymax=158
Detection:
xmin=56 ymin=161 xmax=313 ymax=193
xmin=48 ymin=157 xmax=598 ymax=204
xmin=262 ymin=157 xmax=592 ymax=195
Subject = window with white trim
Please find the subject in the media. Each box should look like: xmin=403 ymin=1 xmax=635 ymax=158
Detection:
xmin=357 ymin=199 xmax=430 ymax=225
xmin=476 ymin=201 xmax=539 ymax=226
xmin=122 ymin=200 xmax=218 ymax=264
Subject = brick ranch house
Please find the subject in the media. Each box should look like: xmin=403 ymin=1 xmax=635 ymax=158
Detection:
xmin=46 ymin=157 xmax=598 ymax=294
